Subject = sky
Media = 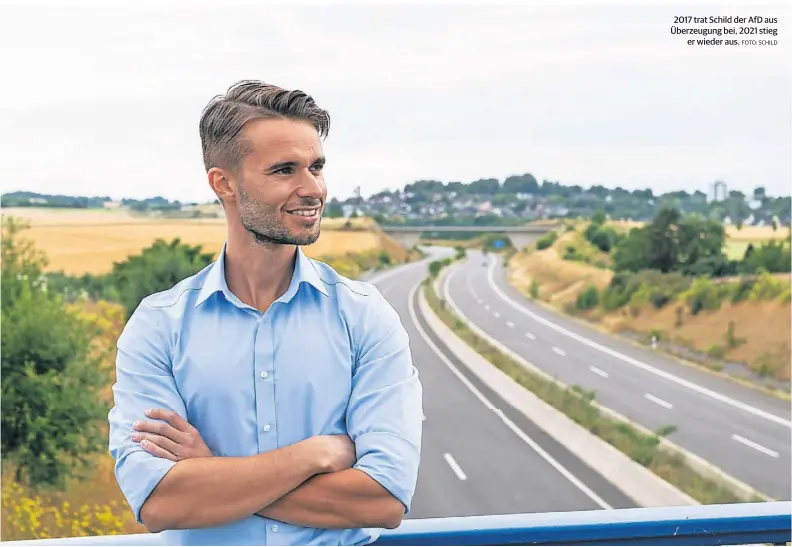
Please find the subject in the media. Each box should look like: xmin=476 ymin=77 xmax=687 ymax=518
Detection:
xmin=1 ymin=0 xmax=790 ymax=203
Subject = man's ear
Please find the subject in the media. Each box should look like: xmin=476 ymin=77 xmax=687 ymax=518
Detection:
xmin=208 ymin=168 xmax=236 ymax=205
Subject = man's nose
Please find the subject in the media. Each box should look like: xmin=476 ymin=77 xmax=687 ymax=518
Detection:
xmin=298 ymin=169 xmax=325 ymax=199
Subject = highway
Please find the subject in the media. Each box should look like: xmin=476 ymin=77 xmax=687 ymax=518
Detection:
xmin=365 ymin=250 xmax=635 ymax=520
xmin=443 ymin=249 xmax=791 ymax=501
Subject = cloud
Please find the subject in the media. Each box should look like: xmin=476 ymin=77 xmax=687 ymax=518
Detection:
xmin=0 ymin=2 xmax=788 ymax=201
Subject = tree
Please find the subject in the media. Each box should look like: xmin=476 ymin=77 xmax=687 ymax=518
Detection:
xmin=611 ymin=226 xmax=650 ymax=272
xmin=1 ymin=217 xmax=109 ymax=488
xmin=324 ymin=198 xmax=344 ymax=218
xmin=590 ymin=210 xmax=607 ymax=226
xmin=645 ymin=207 xmax=681 ymax=273
xmin=110 ymin=238 xmax=216 ymax=319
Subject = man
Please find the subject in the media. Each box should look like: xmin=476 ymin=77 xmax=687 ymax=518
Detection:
xmin=108 ymin=80 xmax=423 ymax=546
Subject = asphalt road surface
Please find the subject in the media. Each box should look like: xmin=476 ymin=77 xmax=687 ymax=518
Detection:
xmin=444 ymin=249 xmax=791 ymax=501
xmin=365 ymin=250 xmax=635 ymax=520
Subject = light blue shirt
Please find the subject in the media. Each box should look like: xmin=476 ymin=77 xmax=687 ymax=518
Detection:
xmin=108 ymin=244 xmax=423 ymax=546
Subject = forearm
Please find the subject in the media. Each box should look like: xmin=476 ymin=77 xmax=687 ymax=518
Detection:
xmin=141 ymin=441 xmax=321 ymax=532
xmin=256 ymin=468 xmax=403 ymax=529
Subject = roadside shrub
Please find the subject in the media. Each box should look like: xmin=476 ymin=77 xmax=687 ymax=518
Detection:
xmin=747 ymin=269 xmax=786 ymax=301
xmin=585 ymin=224 xmax=621 ymax=253
xmin=601 ymin=270 xmax=690 ymax=312
xmin=729 ymin=277 xmax=756 ymax=303
xmin=529 ymin=278 xmax=540 ymax=299
xmin=429 ymin=258 xmax=453 ymax=278
xmin=562 ymin=245 xmax=587 ymax=262
xmin=576 ymin=284 xmax=599 ymax=310
xmin=536 ymin=232 xmax=557 ymax=250
xmin=682 ymin=277 xmax=721 ymax=315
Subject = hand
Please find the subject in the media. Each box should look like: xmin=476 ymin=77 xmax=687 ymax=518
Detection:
xmin=132 ymin=408 xmax=213 ymax=462
xmin=309 ymin=435 xmax=356 ymax=474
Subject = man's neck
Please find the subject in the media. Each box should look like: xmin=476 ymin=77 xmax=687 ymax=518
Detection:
xmin=223 ymin=234 xmax=298 ymax=314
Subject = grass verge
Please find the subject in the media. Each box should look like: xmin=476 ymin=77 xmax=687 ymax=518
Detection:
xmin=423 ymin=258 xmax=757 ymax=505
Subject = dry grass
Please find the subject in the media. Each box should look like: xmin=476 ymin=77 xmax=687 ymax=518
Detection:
xmin=620 ymin=300 xmax=791 ymax=381
xmin=508 ymin=230 xmax=613 ymax=307
xmin=1 ymin=208 xmax=396 ymax=275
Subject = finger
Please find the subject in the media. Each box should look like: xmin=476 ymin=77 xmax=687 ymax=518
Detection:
xmin=138 ymin=439 xmax=178 ymax=462
xmin=133 ymin=432 xmax=182 ymax=457
xmin=133 ymin=419 xmax=184 ymax=443
xmin=145 ymin=408 xmax=192 ymax=433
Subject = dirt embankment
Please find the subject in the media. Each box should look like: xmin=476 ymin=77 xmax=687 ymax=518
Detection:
xmin=507 ymin=224 xmax=791 ymax=389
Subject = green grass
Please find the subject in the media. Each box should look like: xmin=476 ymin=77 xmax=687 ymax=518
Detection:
xmin=423 ymin=268 xmax=750 ymax=505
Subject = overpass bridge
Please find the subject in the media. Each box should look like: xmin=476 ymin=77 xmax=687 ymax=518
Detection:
xmin=380 ymin=224 xmax=558 ymax=250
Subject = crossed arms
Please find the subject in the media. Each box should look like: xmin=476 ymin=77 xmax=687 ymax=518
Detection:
xmin=108 ymin=295 xmax=422 ymax=534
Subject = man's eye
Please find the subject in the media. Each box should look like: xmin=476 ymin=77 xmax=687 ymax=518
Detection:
xmin=274 ymin=167 xmax=293 ymax=175
xmin=311 ymin=164 xmax=324 ymax=172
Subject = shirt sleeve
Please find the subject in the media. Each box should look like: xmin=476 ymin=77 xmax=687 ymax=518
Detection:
xmin=345 ymin=286 xmax=423 ymax=514
xmin=108 ymin=300 xmax=186 ymax=524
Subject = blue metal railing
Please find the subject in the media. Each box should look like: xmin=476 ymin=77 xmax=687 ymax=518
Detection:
xmin=4 ymin=502 xmax=790 ymax=546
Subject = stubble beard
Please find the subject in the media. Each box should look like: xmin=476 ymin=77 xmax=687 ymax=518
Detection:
xmin=238 ymin=184 xmax=321 ymax=247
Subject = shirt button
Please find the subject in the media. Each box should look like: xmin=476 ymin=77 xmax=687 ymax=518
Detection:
xmin=263 ymin=424 xmax=271 ymax=432
xmin=260 ymin=371 xmax=268 ymax=379
xmin=271 ymin=525 xmax=279 ymax=533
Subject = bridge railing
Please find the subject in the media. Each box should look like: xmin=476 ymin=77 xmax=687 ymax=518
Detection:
xmin=4 ymin=501 xmax=790 ymax=546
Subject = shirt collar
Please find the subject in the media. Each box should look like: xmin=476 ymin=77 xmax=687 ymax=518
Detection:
xmin=195 ymin=243 xmax=329 ymax=308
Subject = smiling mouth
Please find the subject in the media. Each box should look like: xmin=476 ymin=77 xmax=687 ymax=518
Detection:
xmin=286 ymin=208 xmax=320 ymax=218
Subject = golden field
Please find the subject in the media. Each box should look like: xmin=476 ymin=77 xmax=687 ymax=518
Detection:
xmin=1 ymin=208 xmax=400 ymax=275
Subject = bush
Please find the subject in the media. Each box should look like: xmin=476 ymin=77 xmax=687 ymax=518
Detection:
xmin=683 ymin=277 xmax=722 ymax=315
xmin=576 ymin=284 xmax=599 ymax=310
xmin=536 ymin=232 xmax=558 ymax=250
xmin=747 ymin=269 xmax=786 ymax=301
xmin=429 ymin=258 xmax=453 ymax=278
xmin=585 ymin=224 xmax=621 ymax=253
xmin=740 ymin=239 xmax=791 ymax=274
xmin=601 ymin=270 xmax=690 ymax=312
xmin=1 ymin=478 xmax=128 ymax=540
xmin=706 ymin=344 xmax=726 ymax=359
xmin=1 ymin=218 xmax=110 ymax=488
xmin=529 ymin=278 xmax=540 ymax=299
xmin=729 ymin=277 xmax=756 ymax=303
xmin=562 ymin=244 xmax=587 ymax=262
xmin=110 ymin=238 xmax=215 ymax=319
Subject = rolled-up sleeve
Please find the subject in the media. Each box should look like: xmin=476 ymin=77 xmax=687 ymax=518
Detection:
xmin=108 ymin=301 xmax=186 ymax=524
xmin=346 ymin=287 xmax=423 ymax=514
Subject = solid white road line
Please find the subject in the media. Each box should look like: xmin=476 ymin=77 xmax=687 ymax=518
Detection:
xmin=506 ymin=321 xmax=515 ymax=328
xmin=483 ymin=260 xmax=791 ymax=429
xmin=407 ymin=282 xmax=612 ymax=510
xmin=590 ymin=366 xmax=609 ymax=378
xmin=525 ymin=332 xmax=536 ymax=340
xmin=645 ymin=393 xmax=673 ymax=410
xmin=731 ymin=434 xmax=779 ymax=458
xmin=443 ymin=453 xmax=468 ymax=480
xmin=552 ymin=347 xmax=566 ymax=357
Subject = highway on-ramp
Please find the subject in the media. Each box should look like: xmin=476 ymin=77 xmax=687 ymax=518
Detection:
xmin=444 ymin=249 xmax=791 ymax=501
xmin=364 ymin=249 xmax=635 ymax=519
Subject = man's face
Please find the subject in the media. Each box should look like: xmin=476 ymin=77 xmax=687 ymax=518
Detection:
xmin=233 ymin=117 xmax=327 ymax=246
